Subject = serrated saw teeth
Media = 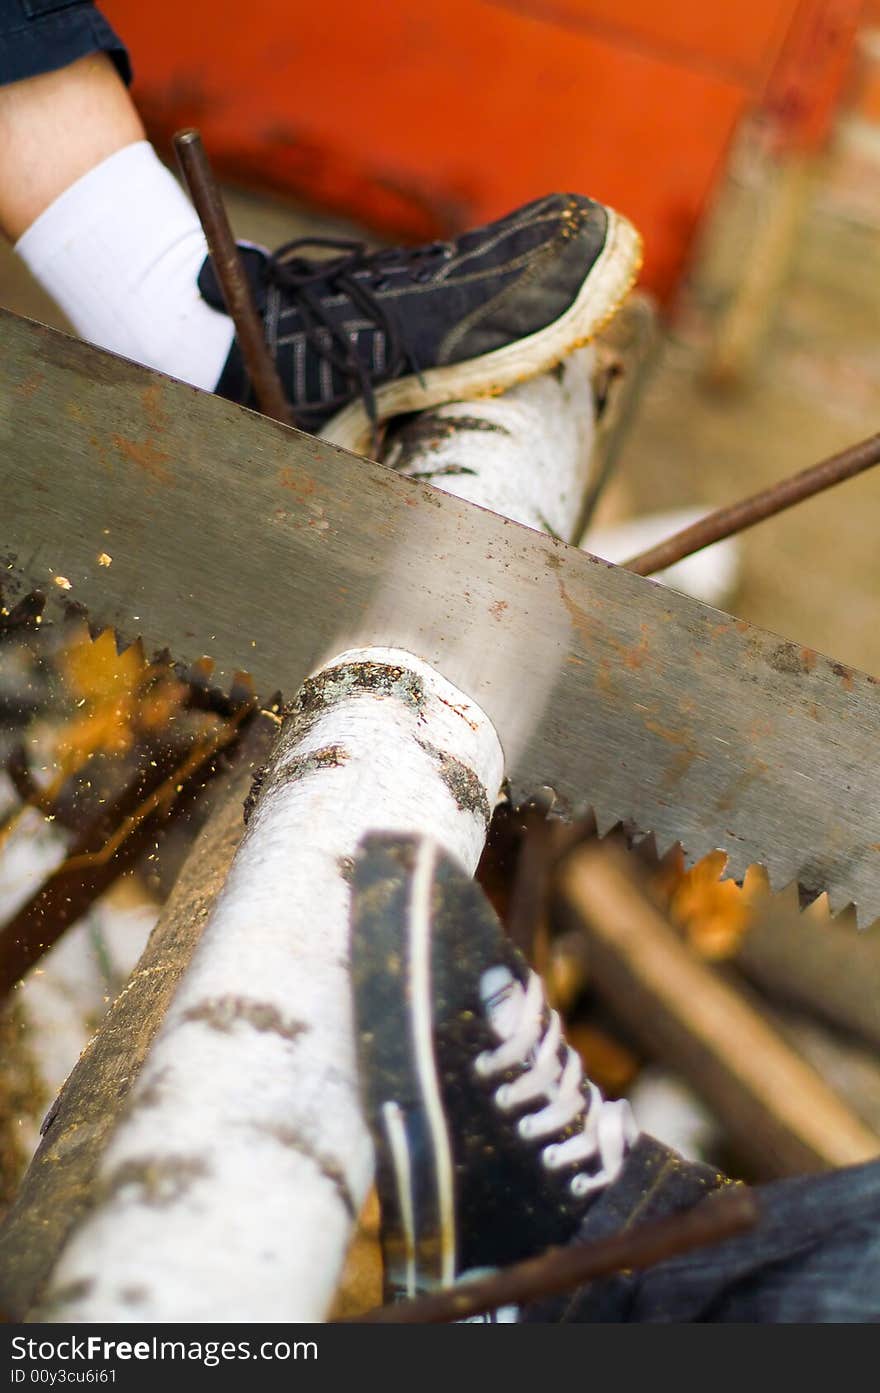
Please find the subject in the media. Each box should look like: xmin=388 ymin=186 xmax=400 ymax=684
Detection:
xmin=3 ymin=593 xmax=875 ymax=926
xmin=570 ymin=800 xmax=879 ymax=929
xmin=593 ymin=806 xmax=623 ymax=839
xmin=828 ymin=884 xmax=860 ymax=921
xmin=0 ymin=590 xmax=46 ymax=634
xmin=7 ymin=310 xmax=880 ymax=931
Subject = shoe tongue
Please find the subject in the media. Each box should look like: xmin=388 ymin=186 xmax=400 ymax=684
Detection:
xmin=197 ymin=244 xmax=269 ymax=314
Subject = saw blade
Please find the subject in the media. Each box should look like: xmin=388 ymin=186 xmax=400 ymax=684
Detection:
xmin=3 ymin=310 xmax=880 ymax=924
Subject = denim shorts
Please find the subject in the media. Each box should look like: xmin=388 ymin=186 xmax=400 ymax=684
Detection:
xmin=0 ymin=1 xmax=129 ymax=86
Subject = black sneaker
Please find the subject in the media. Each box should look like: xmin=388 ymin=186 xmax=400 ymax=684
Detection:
xmin=349 ymin=832 xmax=638 ymax=1304
xmin=198 ymin=193 xmax=641 ymax=454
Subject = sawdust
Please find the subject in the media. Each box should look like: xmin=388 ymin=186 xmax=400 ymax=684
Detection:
xmin=0 ymin=1003 xmax=48 ymax=1221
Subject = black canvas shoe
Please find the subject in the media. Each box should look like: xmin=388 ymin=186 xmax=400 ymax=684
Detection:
xmin=350 ymin=833 xmax=638 ymax=1305
xmin=198 ymin=193 xmax=641 ymax=454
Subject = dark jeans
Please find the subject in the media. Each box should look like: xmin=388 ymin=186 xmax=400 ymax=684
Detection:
xmin=525 ymin=1136 xmax=880 ymax=1323
xmin=0 ymin=0 xmax=129 ymax=86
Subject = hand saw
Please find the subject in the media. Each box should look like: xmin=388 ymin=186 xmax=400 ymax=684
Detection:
xmin=2 ymin=309 xmax=878 ymax=923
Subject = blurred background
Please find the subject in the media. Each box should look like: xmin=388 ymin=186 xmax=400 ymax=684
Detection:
xmin=3 ymin=0 xmax=880 ymax=1301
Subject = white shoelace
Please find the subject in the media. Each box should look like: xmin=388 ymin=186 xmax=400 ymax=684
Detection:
xmin=474 ymin=967 xmax=638 ymax=1198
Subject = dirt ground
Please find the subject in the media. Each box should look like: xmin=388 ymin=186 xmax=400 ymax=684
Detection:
xmin=618 ymin=119 xmax=880 ymax=677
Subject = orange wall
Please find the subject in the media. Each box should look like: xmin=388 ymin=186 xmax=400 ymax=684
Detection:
xmin=488 ymin=1 xmax=800 ymax=83
xmin=103 ymin=1 xmax=860 ymax=296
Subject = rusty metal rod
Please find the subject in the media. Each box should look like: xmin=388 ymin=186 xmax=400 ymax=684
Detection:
xmin=623 ymin=432 xmax=880 ymax=576
xmin=346 ymin=1185 xmax=758 ymax=1324
xmin=173 ymin=129 xmax=295 ymax=427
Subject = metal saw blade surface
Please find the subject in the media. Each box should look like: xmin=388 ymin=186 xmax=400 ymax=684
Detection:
xmin=3 ymin=311 xmax=880 ymax=922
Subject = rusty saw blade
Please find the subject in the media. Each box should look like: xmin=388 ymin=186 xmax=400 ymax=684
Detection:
xmin=2 ymin=310 xmax=879 ymax=923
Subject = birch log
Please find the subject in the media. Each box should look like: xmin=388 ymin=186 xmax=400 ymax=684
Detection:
xmin=383 ymin=347 xmax=596 ymax=535
xmin=31 ymin=351 xmax=599 ymax=1322
xmin=39 ymin=650 xmax=503 ymax=1322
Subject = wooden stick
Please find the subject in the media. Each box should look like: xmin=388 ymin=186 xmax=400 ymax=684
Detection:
xmin=736 ymin=903 xmax=880 ymax=1053
xmin=555 ymin=844 xmax=880 ymax=1177
xmin=173 ymin=130 xmax=295 ymax=428
xmin=0 ymin=714 xmax=252 ymax=1001
xmin=574 ymin=292 xmax=658 ymax=543
xmin=704 ymin=153 xmax=812 ymax=390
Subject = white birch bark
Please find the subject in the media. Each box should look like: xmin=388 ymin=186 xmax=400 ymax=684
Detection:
xmin=43 ymin=650 xmax=503 ymax=1322
xmin=383 ymin=346 xmax=596 ymax=537
xmin=39 ymin=352 xmax=598 ymax=1323
xmin=347 ymin=349 xmax=598 ymax=769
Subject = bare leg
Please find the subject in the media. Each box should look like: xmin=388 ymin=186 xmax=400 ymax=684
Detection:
xmin=0 ymin=54 xmax=143 ymax=241
xmin=1 ymin=53 xmax=233 ymax=389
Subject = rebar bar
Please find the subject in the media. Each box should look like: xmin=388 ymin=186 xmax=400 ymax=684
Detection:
xmin=624 ymin=432 xmax=880 ymax=576
xmin=173 ymin=128 xmax=295 ymax=427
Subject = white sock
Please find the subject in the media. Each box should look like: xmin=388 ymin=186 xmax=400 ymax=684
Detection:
xmin=15 ymin=140 xmax=235 ymax=391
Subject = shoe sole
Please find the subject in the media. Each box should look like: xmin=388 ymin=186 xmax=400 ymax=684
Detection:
xmin=321 ymin=207 xmax=643 ymax=456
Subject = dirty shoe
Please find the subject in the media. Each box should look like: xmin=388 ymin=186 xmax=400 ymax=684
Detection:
xmin=349 ymin=832 xmax=638 ymax=1305
xmin=199 ymin=194 xmax=641 ymax=453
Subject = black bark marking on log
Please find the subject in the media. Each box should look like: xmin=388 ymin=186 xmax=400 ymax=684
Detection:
xmin=120 ymin=1285 xmax=148 ymax=1305
xmin=243 ymin=761 xmax=269 ymax=825
xmin=337 ymin=854 xmax=356 ymax=883
xmin=246 ymin=746 xmax=350 ymax=823
xmin=42 ymin=1277 xmax=93 ymax=1315
xmin=415 ymin=739 xmax=491 ymax=824
xmin=285 ymin=663 xmax=427 ymax=731
xmin=99 ymin=1155 xmax=208 ymax=1209
xmin=256 ymin=1123 xmax=357 ymax=1220
xmin=277 ymin=744 xmax=350 ymax=787
xmin=405 ymin=463 xmax=478 ymax=480
xmin=389 ymin=413 xmax=510 ymax=471
xmin=180 ymin=996 xmax=308 ymax=1043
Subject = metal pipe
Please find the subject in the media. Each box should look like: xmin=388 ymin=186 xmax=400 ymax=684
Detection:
xmin=173 ymin=128 xmax=295 ymax=427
